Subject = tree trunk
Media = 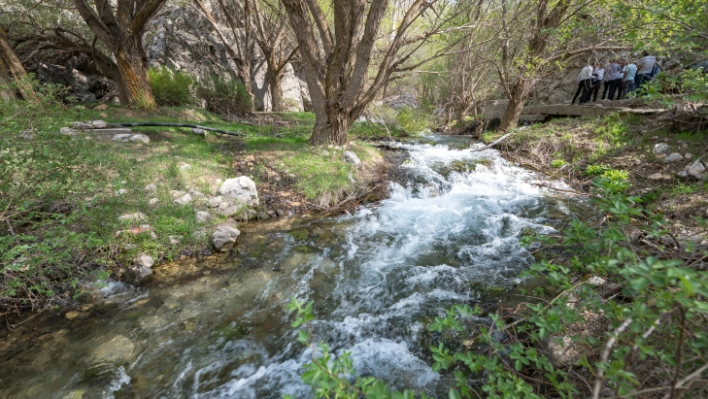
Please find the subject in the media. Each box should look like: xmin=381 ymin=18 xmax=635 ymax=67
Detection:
xmin=310 ymin=101 xmax=351 ymax=145
xmin=114 ymin=35 xmax=156 ymax=109
xmin=0 ymin=26 xmax=38 ymax=102
xmin=498 ymin=77 xmax=530 ymax=131
xmin=267 ymin=68 xmax=284 ymax=112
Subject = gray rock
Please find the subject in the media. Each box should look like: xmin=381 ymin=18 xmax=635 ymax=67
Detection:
xmin=118 ymin=212 xmax=147 ymax=222
xmin=663 ymin=153 xmax=684 ymax=163
xmin=90 ymin=335 xmax=135 ymax=364
xmin=129 ymin=134 xmax=150 ymax=143
xmin=170 ymin=190 xmax=187 ymax=198
xmin=148 ymin=197 xmax=159 ymax=205
xmin=653 ymin=143 xmax=670 ymax=155
xmin=207 ymin=196 xmax=224 ymax=208
xmin=71 ymin=121 xmax=94 ymax=130
xmin=174 ymin=193 xmax=193 ymax=205
xmin=115 ymin=188 xmax=128 ymax=196
xmin=91 ymin=128 xmax=132 ymax=134
xmin=123 ymin=244 xmax=137 ymax=251
xmin=112 ymin=134 xmax=133 ymax=141
xmin=677 ymin=170 xmax=689 ymax=178
xmin=196 ymin=211 xmax=212 ymax=223
xmin=188 ymin=189 xmax=205 ymax=199
xmin=168 ymin=235 xmax=182 ymax=245
xmin=211 ymin=225 xmax=241 ymax=252
xmin=130 ymin=266 xmax=153 ymax=284
xmin=145 ymin=184 xmax=158 ymax=193
xmin=685 ymin=153 xmax=693 ymax=160
xmin=687 ymin=160 xmax=706 ymax=180
xmin=19 ymin=129 xmax=36 ymax=140
xmin=91 ymin=120 xmax=108 ymax=128
xmin=135 ymin=254 xmax=154 ymax=268
xmin=648 ymin=173 xmax=671 ymax=181
xmin=60 ymin=127 xmax=80 ymax=135
xmin=218 ymin=176 xmax=259 ymax=207
xmin=192 ymin=128 xmax=206 ymax=136
xmin=343 ymin=151 xmax=362 ymax=166
xmin=544 ymin=335 xmax=581 ymax=367
xmin=216 ymin=205 xmax=242 ymax=217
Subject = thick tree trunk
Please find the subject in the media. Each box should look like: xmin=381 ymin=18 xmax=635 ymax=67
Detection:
xmin=114 ymin=35 xmax=156 ymax=109
xmin=498 ymin=78 xmax=531 ymax=131
xmin=0 ymin=26 xmax=38 ymax=102
xmin=267 ymin=69 xmax=284 ymax=112
xmin=310 ymin=102 xmax=351 ymax=145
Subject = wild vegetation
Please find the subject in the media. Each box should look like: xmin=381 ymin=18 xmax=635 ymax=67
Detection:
xmin=0 ymin=0 xmax=707 ymax=397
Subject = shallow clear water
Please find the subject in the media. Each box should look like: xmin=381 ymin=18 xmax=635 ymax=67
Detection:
xmin=0 ymin=138 xmax=573 ymax=399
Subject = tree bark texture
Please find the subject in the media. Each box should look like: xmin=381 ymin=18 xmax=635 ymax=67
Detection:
xmin=266 ymin=67 xmax=285 ymax=112
xmin=0 ymin=26 xmax=38 ymax=102
xmin=498 ymin=0 xmax=572 ymax=131
xmin=72 ymin=0 xmax=166 ymax=109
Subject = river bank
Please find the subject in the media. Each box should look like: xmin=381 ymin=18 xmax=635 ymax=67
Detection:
xmin=0 ymin=135 xmax=574 ymax=398
xmin=0 ymin=105 xmax=393 ymax=321
xmin=485 ymin=113 xmax=708 ymax=241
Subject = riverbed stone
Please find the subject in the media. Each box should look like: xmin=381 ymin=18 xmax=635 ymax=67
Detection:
xmin=71 ymin=121 xmax=94 ymax=130
xmin=145 ymin=183 xmax=157 ymax=193
xmin=218 ymin=176 xmax=259 ymax=207
xmin=343 ymin=151 xmax=362 ymax=166
xmin=118 ymin=212 xmax=147 ymax=222
xmin=211 ymin=225 xmax=241 ymax=252
xmin=135 ymin=254 xmax=154 ymax=268
xmin=90 ymin=335 xmax=135 ymax=364
xmin=207 ymin=196 xmax=224 ymax=208
xmin=652 ymin=143 xmax=669 ymax=155
xmin=129 ymin=134 xmax=150 ymax=143
xmin=169 ymin=235 xmax=182 ymax=245
xmin=60 ymin=127 xmax=80 ymax=135
xmin=196 ymin=211 xmax=212 ymax=223
xmin=148 ymin=197 xmax=159 ymax=206
xmin=663 ymin=153 xmax=684 ymax=163
xmin=174 ymin=193 xmax=193 ymax=205
xmin=647 ymin=172 xmax=671 ymax=181
xmin=686 ymin=160 xmax=706 ymax=180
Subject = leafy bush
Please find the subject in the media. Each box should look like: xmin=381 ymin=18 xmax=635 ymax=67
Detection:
xmin=196 ymin=74 xmax=252 ymax=115
xmin=396 ymin=106 xmax=429 ymax=134
xmin=148 ymin=66 xmax=195 ymax=107
xmin=550 ymin=159 xmax=567 ymax=168
xmin=287 ymin=176 xmax=708 ymax=398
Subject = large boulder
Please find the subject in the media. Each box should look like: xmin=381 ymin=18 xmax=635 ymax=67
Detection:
xmin=211 ymin=225 xmax=241 ymax=252
xmin=217 ymin=176 xmax=259 ymax=207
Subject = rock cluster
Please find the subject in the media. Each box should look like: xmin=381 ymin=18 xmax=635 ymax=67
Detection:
xmin=59 ymin=120 xmax=150 ymax=143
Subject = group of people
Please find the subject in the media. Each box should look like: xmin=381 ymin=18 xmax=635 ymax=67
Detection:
xmin=571 ymin=52 xmax=661 ymax=105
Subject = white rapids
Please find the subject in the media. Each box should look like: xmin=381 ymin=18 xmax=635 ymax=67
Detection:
xmin=0 ymin=139 xmax=572 ymax=399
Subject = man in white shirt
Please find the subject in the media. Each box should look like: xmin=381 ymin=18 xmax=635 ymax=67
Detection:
xmin=636 ymin=51 xmax=657 ymax=90
xmin=571 ymin=64 xmax=593 ymax=105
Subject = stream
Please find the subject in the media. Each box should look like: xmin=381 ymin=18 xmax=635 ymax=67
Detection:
xmin=0 ymin=136 xmax=575 ymax=399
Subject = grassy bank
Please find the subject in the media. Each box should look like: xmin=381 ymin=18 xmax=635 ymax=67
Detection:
xmin=0 ymin=100 xmax=387 ymax=317
xmin=486 ymin=113 xmax=708 ymax=227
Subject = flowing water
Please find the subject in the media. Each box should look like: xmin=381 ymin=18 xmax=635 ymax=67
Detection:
xmin=0 ymin=137 xmax=576 ymax=399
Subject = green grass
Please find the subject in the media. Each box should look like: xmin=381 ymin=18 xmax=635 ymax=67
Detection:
xmin=1 ymin=90 xmax=385 ymax=314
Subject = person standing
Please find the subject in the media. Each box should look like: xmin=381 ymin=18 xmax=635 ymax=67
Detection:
xmin=622 ymin=60 xmax=638 ymax=98
xmin=603 ymin=60 xmax=622 ymax=100
xmin=572 ymin=64 xmax=593 ymax=105
xmin=591 ymin=63 xmax=605 ymax=102
xmin=636 ymin=51 xmax=657 ymax=90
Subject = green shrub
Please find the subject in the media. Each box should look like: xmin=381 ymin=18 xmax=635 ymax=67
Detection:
xmin=396 ymin=106 xmax=429 ymax=134
xmin=550 ymin=159 xmax=567 ymax=168
xmin=196 ymin=74 xmax=252 ymax=115
xmin=148 ymin=66 xmax=195 ymax=107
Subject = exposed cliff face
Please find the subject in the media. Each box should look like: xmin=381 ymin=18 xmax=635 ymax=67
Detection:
xmin=144 ymin=5 xmax=309 ymax=112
